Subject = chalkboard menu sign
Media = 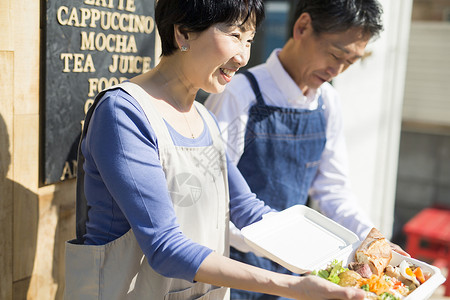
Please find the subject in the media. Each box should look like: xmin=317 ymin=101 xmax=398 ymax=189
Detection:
xmin=44 ymin=0 xmax=156 ymax=184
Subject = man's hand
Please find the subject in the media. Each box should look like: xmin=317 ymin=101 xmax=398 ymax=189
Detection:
xmin=389 ymin=241 xmax=410 ymax=257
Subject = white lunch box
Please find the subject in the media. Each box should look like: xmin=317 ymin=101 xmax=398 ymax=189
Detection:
xmin=241 ymin=205 xmax=446 ymax=300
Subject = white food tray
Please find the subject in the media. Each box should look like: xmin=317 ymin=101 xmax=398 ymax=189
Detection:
xmin=241 ymin=205 xmax=446 ymax=299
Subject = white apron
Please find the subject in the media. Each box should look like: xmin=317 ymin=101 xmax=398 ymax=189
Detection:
xmin=64 ymin=82 xmax=230 ymax=300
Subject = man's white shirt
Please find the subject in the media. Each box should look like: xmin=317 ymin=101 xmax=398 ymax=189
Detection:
xmin=205 ymin=49 xmax=373 ymax=250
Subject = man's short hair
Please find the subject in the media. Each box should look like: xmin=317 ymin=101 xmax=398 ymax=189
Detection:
xmin=289 ymin=0 xmax=384 ymax=40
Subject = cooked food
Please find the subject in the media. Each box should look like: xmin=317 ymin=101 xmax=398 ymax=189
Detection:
xmin=338 ymin=270 xmax=363 ymax=287
xmin=364 ymin=291 xmax=380 ymax=299
xmin=360 ymin=274 xmax=391 ymax=295
xmin=311 ymin=259 xmax=347 ymax=284
xmin=313 ymin=259 xmax=429 ymax=299
xmin=385 ymin=265 xmax=401 ymax=281
xmin=311 ymin=228 xmax=431 ymax=300
xmin=348 ymin=261 xmax=373 ymax=278
xmin=399 ymin=260 xmax=420 ymax=286
xmin=355 ymin=228 xmax=392 ymax=276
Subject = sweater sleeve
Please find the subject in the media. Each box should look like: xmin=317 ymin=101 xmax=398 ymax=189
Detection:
xmin=83 ymin=89 xmax=212 ymax=282
xmin=227 ymin=155 xmax=273 ymax=229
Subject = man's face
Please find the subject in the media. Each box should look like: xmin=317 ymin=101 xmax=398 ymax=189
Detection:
xmin=291 ymin=22 xmax=370 ymax=93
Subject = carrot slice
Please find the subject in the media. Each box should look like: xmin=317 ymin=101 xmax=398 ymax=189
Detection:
xmin=413 ymin=267 xmax=425 ymax=284
xmin=361 ymin=275 xmax=391 ymax=295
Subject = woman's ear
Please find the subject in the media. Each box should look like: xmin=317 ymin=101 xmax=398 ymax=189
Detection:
xmin=292 ymin=12 xmax=312 ymax=40
xmin=174 ymin=24 xmax=190 ymax=51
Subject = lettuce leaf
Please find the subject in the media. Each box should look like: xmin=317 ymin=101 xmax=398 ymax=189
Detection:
xmin=312 ymin=259 xmax=348 ymax=284
xmin=380 ymin=292 xmax=398 ymax=300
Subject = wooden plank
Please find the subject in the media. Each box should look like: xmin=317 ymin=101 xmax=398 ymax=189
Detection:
xmin=12 ymin=114 xmax=40 ymax=283
xmin=29 ymin=192 xmax=59 ymax=299
xmin=0 ymin=0 xmax=12 ymax=51
xmin=38 ymin=176 xmax=77 ymax=299
xmin=55 ymin=198 xmax=76 ymax=300
xmin=0 ymin=51 xmax=14 ymax=300
xmin=13 ymin=278 xmax=31 ymax=300
xmin=12 ymin=0 xmax=40 ymax=115
xmin=11 ymin=0 xmax=41 ymax=284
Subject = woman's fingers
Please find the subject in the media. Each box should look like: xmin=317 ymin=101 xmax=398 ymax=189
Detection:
xmin=295 ymin=276 xmax=366 ymax=300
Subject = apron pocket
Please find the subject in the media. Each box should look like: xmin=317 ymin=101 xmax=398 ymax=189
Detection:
xmin=164 ymin=282 xmax=228 ymax=300
xmin=64 ymin=239 xmax=104 ymax=300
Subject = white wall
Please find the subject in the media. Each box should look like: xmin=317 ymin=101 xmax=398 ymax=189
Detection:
xmin=332 ymin=0 xmax=413 ymax=238
xmin=402 ymin=22 xmax=450 ymax=127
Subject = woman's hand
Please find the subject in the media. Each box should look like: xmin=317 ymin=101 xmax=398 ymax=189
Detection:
xmin=196 ymin=252 xmax=366 ymax=299
xmin=290 ymin=275 xmax=366 ymax=300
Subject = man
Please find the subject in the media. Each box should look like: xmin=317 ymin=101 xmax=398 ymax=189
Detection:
xmin=205 ymin=0 xmax=397 ymax=299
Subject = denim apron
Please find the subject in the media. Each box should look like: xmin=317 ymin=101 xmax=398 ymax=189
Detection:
xmin=65 ymin=82 xmax=230 ymax=300
xmin=231 ymin=71 xmax=327 ymax=300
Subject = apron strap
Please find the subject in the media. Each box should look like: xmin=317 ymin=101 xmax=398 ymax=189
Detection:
xmin=243 ymin=70 xmax=327 ymax=113
xmin=241 ymin=71 xmax=265 ymax=106
xmin=318 ymin=94 xmax=325 ymax=110
xmin=75 ymin=89 xmax=109 ymax=242
xmin=115 ymin=82 xmax=175 ymax=148
xmin=194 ymin=102 xmax=222 ymax=148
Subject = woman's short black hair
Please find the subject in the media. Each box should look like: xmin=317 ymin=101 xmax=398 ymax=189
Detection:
xmin=289 ymin=0 xmax=383 ymax=40
xmin=155 ymin=0 xmax=265 ymax=56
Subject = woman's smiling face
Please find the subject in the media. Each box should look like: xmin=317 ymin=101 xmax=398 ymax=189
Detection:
xmin=180 ymin=22 xmax=256 ymax=94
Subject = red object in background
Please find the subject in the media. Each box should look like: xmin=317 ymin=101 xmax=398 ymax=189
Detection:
xmin=404 ymin=207 xmax=450 ymax=297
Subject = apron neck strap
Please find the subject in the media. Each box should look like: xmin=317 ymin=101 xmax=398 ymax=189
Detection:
xmin=117 ymin=82 xmax=174 ymax=147
xmin=242 ymin=71 xmax=265 ymax=106
xmin=75 ymin=89 xmax=109 ymax=242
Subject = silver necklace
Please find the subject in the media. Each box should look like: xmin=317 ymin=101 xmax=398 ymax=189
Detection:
xmin=180 ymin=109 xmax=195 ymax=139
xmin=157 ymin=71 xmax=195 ymax=139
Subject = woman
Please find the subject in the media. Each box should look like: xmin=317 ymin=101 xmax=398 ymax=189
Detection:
xmin=64 ymin=0 xmax=366 ymax=299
